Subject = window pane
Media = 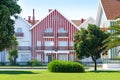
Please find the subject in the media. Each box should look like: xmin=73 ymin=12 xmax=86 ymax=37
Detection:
xmin=45 ymin=28 xmax=53 ymax=33
xmin=58 ymin=41 xmax=68 ymax=46
xmin=37 ymin=41 xmax=41 ymax=46
xmin=58 ymin=28 xmax=67 ymax=33
xmin=45 ymin=41 xmax=54 ymax=46
xmin=17 ymin=28 xmax=22 ymax=33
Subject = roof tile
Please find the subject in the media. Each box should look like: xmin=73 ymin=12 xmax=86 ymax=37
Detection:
xmin=101 ymin=0 xmax=120 ymax=20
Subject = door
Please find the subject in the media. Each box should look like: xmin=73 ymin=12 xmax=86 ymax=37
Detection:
xmin=48 ymin=55 xmax=52 ymax=62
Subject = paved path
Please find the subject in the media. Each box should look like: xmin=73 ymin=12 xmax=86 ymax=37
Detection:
xmin=0 ymin=67 xmax=47 ymax=70
xmin=0 ymin=67 xmax=120 ymax=71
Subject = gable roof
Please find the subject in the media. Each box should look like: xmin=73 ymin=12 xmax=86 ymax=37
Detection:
xmin=17 ymin=16 xmax=32 ymax=28
xmin=101 ymin=0 xmax=120 ymax=20
xmin=30 ymin=9 xmax=79 ymax=30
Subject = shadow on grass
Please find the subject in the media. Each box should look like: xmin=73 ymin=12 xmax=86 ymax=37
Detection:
xmin=0 ymin=71 xmax=38 ymax=75
xmin=89 ymin=70 xmax=120 ymax=73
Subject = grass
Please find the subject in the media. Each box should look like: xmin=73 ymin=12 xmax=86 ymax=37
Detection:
xmin=0 ymin=70 xmax=120 ymax=80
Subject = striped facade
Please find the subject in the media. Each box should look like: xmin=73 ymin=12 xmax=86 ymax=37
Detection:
xmin=31 ymin=9 xmax=79 ymax=62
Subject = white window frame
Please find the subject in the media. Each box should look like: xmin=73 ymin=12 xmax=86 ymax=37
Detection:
xmin=58 ymin=28 xmax=67 ymax=33
xmin=45 ymin=28 xmax=53 ymax=33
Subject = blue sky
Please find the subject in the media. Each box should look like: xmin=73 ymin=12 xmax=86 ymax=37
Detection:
xmin=18 ymin=0 xmax=99 ymax=20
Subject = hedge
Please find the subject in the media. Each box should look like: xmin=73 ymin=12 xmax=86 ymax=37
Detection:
xmin=27 ymin=60 xmax=42 ymax=66
xmin=48 ymin=60 xmax=85 ymax=72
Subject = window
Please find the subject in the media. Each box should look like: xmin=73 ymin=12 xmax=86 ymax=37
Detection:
xmin=45 ymin=28 xmax=53 ymax=33
xmin=53 ymin=16 xmax=58 ymax=20
xmin=17 ymin=28 xmax=22 ymax=33
xmin=37 ymin=54 xmax=41 ymax=61
xmin=45 ymin=41 xmax=54 ymax=46
xmin=58 ymin=28 xmax=67 ymax=33
xmin=20 ymin=41 xmax=29 ymax=46
xmin=70 ymin=41 xmax=74 ymax=46
xmin=58 ymin=41 xmax=68 ymax=46
xmin=58 ymin=55 xmax=67 ymax=61
xmin=37 ymin=41 xmax=41 ymax=46
xmin=21 ymin=54 xmax=30 ymax=62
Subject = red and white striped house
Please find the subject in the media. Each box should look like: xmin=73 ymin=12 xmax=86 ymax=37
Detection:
xmin=30 ymin=9 xmax=79 ymax=62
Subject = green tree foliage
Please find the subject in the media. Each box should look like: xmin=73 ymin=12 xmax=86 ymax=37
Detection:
xmin=104 ymin=20 xmax=120 ymax=50
xmin=8 ymin=49 xmax=18 ymax=65
xmin=74 ymin=24 xmax=109 ymax=71
xmin=8 ymin=36 xmax=18 ymax=65
xmin=8 ymin=36 xmax=18 ymax=50
xmin=0 ymin=0 xmax=21 ymax=51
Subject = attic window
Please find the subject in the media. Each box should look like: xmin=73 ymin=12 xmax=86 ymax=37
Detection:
xmin=53 ymin=16 xmax=58 ymax=20
xmin=17 ymin=28 xmax=22 ymax=33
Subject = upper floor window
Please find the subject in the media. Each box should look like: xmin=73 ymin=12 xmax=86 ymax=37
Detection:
xmin=58 ymin=28 xmax=67 ymax=33
xmin=45 ymin=41 xmax=54 ymax=46
xmin=70 ymin=41 xmax=74 ymax=46
xmin=44 ymin=28 xmax=54 ymax=37
xmin=17 ymin=28 xmax=22 ymax=33
xmin=58 ymin=41 xmax=68 ymax=46
xmin=45 ymin=28 xmax=53 ymax=33
xmin=15 ymin=28 xmax=24 ymax=37
xmin=37 ymin=41 xmax=41 ymax=46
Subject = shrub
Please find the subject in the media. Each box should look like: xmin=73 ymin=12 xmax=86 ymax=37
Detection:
xmin=0 ymin=62 xmax=5 ymax=66
xmin=27 ymin=60 xmax=42 ymax=66
xmin=48 ymin=60 xmax=85 ymax=72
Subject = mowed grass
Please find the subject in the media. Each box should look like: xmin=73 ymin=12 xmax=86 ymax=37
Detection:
xmin=0 ymin=70 xmax=120 ymax=80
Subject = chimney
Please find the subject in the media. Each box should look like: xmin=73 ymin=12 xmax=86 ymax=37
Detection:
xmin=81 ymin=18 xmax=85 ymax=23
xmin=32 ymin=9 xmax=35 ymax=25
xmin=48 ymin=9 xmax=52 ymax=12
xmin=28 ymin=16 xmax=31 ymax=22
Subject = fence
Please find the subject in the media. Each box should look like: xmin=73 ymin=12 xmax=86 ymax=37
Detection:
xmin=1 ymin=59 xmax=120 ymax=67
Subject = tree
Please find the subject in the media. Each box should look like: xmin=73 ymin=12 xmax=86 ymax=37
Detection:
xmin=8 ymin=36 xmax=18 ymax=65
xmin=104 ymin=20 xmax=120 ymax=50
xmin=8 ymin=36 xmax=18 ymax=50
xmin=8 ymin=49 xmax=18 ymax=65
xmin=0 ymin=0 xmax=21 ymax=51
xmin=74 ymin=24 xmax=109 ymax=71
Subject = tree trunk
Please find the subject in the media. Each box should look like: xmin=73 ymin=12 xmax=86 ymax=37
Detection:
xmin=94 ymin=60 xmax=97 ymax=71
xmin=91 ymin=56 xmax=97 ymax=71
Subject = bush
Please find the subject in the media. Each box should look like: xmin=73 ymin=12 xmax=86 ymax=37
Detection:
xmin=27 ymin=60 xmax=42 ymax=66
xmin=48 ymin=60 xmax=85 ymax=72
xmin=0 ymin=62 xmax=5 ymax=66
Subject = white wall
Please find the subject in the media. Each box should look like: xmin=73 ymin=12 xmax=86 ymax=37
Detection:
xmin=14 ymin=16 xmax=32 ymax=62
xmin=14 ymin=16 xmax=31 ymax=47
xmin=80 ymin=17 xmax=95 ymax=29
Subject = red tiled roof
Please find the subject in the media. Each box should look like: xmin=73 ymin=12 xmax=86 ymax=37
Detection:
xmin=71 ymin=20 xmax=81 ymax=26
xmin=27 ymin=20 xmax=39 ymax=25
xmin=71 ymin=19 xmax=85 ymax=26
xmin=101 ymin=0 xmax=120 ymax=20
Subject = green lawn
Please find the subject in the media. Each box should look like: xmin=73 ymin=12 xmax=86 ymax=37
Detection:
xmin=0 ymin=70 xmax=120 ymax=80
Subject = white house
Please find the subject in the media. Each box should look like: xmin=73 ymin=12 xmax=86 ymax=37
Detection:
xmin=0 ymin=16 xmax=32 ymax=63
xmin=96 ymin=0 xmax=120 ymax=59
xmin=14 ymin=16 xmax=32 ymax=62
